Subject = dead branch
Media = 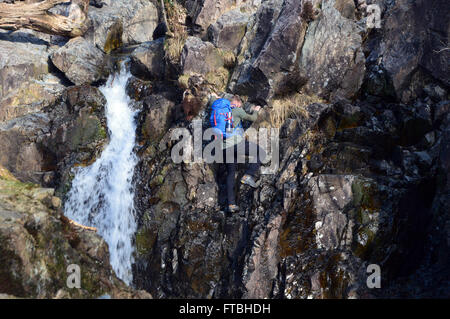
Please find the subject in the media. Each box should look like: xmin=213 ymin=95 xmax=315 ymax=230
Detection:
xmin=68 ymin=218 xmax=98 ymax=232
xmin=0 ymin=0 xmax=89 ymax=37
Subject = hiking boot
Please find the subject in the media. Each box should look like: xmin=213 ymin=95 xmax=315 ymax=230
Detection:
xmin=241 ymin=174 xmax=260 ymax=188
xmin=227 ymin=204 xmax=239 ymax=213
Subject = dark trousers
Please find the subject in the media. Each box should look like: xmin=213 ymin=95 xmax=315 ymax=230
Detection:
xmin=224 ymin=140 xmax=266 ymax=205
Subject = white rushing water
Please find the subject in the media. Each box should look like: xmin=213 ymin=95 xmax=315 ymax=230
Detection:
xmin=64 ymin=65 xmax=138 ymax=285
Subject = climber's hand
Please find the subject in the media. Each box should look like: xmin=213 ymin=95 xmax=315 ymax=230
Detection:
xmin=252 ymin=105 xmax=262 ymax=112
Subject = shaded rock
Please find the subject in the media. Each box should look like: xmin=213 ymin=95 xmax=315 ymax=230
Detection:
xmin=44 ymin=85 xmax=107 ymax=158
xmin=130 ymin=38 xmax=165 ymax=80
xmin=242 ymin=214 xmax=283 ymax=298
xmin=152 ymin=22 xmax=168 ymax=41
xmin=0 ymin=84 xmax=108 ymax=189
xmin=366 ymin=0 xmax=450 ymax=103
xmin=43 ymin=85 xmax=109 ymax=194
xmin=141 ymin=94 xmax=175 ymax=142
xmin=423 ymin=84 xmax=448 ymax=103
xmin=50 ymin=37 xmax=107 ymax=85
xmin=229 ymin=0 xmax=307 ymax=103
xmin=434 ymin=100 xmax=450 ymax=124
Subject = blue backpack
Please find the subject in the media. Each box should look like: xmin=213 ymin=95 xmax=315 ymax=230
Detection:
xmin=209 ymin=98 xmax=242 ymax=139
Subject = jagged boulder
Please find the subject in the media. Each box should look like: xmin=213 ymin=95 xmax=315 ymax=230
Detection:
xmin=122 ymin=1 xmax=159 ymax=45
xmin=184 ymin=0 xmax=262 ymax=36
xmin=180 ymin=36 xmax=225 ymax=76
xmin=184 ymin=0 xmax=236 ymax=35
xmin=44 ymin=85 xmax=107 ymax=159
xmin=86 ymin=0 xmax=159 ymax=52
xmin=229 ymin=0 xmax=307 ymax=103
xmin=130 ymin=38 xmax=165 ymax=80
xmin=141 ymin=94 xmax=175 ymax=142
xmin=299 ymin=0 xmax=365 ymax=100
xmin=0 ymin=113 xmax=52 ymax=185
xmin=43 ymin=85 xmax=109 ymax=194
xmin=50 ymin=37 xmax=107 ymax=85
xmin=364 ymin=0 xmax=449 ymax=103
xmin=0 ymin=30 xmax=65 ymax=122
xmin=207 ymin=8 xmax=250 ymax=53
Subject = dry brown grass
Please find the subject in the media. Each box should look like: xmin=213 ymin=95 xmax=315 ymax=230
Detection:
xmin=301 ymin=1 xmax=319 ymax=22
xmin=269 ymin=93 xmax=324 ymax=128
xmin=164 ymin=0 xmax=188 ymax=64
xmin=205 ymin=67 xmax=230 ymax=92
xmin=178 ymin=73 xmax=190 ymax=89
xmin=0 ymin=165 xmax=18 ymax=181
xmin=217 ymin=48 xmax=236 ymax=69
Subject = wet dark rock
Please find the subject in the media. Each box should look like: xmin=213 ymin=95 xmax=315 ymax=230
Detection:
xmin=126 ymin=77 xmax=153 ymax=102
xmin=131 ymin=91 xmax=450 ymax=298
xmin=152 ymin=22 xmax=167 ymax=41
xmin=0 ymin=84 xmax=109 ymax=196
xmin=141 ymin=94 xmax=175 ymax=142
xmin=364 ymin=0 xmax=450 ymax=103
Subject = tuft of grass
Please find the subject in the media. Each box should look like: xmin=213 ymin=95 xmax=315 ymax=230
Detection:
xmin=301 ymin=1 xmax=316 ymax=23
xmin=164 ymin=0 xmax=188 ymax=64
xmin=217 ymin=48 xmax=236 ymax=69
xmin=0 ymin=165 xmax=18 ymax=182
xmin=178 ymin=73 xmax=190 ymax=89
xmin=269 ymin=93 xmax=324 ymax=128
xmin=205 ymin=67 xmax=229 ymax=92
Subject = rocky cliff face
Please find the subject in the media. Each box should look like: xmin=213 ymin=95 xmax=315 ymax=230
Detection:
xmin=0 ymin=0 xmax=449 ymax=299
xmin=0 ymin=164 xmax=151 ymax=298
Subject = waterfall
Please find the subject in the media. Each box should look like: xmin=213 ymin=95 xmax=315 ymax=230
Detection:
xmin=64 ymin=64 xmax=138 ymax=285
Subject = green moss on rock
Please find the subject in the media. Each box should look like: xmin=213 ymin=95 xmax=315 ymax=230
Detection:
xmin=104 ymin=21 xmax=124 ymax=54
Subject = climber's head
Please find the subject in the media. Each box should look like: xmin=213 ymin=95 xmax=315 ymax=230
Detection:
xmin=230 ymin=95 xmax=242 ymax=108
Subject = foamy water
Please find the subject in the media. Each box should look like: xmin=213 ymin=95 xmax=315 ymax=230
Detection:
xmin=64 ymin=65 xmax=138 ymax=285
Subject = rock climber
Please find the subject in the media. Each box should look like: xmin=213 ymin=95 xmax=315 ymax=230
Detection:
xmin=209 ymin=93 xmax=266 ymax=213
